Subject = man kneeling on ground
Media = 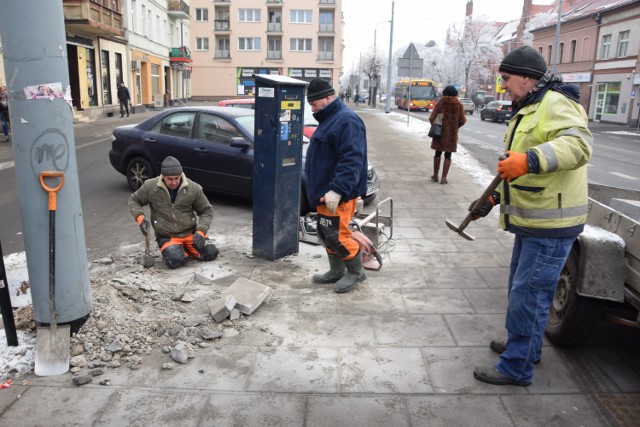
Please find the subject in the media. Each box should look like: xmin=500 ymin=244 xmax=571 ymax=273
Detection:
xmin=128 ymin=156 xmax=219 ymax=268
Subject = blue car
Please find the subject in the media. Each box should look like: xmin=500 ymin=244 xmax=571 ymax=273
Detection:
xmin=108 ymin=106 xmax=379 ymax=213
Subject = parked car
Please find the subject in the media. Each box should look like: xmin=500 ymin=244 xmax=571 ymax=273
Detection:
xmin=216 ymin=98 xmax=255 ymax=109
xmin=458 ymin=97 xmax=474 ymax=115
xmin=218 ymin=97 xmax=319 ymax=139
xmin=108 ymin=107 xmax=379 ymax=214
xmin=480 ymin=100 xmax=513 ymax=123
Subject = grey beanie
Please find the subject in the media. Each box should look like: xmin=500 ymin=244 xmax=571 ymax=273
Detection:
xmin=307 ymin=78 xmax=335 ymax=102
xmin=161 ymin=156 xmax=183 ymax=176
xmin=499 ymin=46 xmax=547 ymax=79
xmin=443 ymin=85 xmax=458 ymax=97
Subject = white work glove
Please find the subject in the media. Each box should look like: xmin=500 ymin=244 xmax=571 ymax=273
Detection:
xmin=323 ymin=190 xmax=342 ymax=214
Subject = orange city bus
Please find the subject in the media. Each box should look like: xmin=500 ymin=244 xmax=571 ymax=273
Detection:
xmin=394 ymin=79 xmax=437 ymax=111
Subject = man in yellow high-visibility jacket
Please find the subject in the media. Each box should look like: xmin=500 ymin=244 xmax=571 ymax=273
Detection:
xmin=469 ymin=46 xmax=593 ymax=386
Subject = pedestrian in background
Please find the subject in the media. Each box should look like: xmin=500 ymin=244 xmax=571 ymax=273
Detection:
xmin=0 ymin=86 xmax=10 ymax=142
xmin=468 ymin=45 xmax=592 ymax=387
xmin=428 ymin=85 xmax=466 ymax=184
xmin=305 ymin=78 xmax=368 ymax=294
xmin=117 ymin=82 xmax=131 ymax=118
xmin=128 ymin=156 xmax=219 ymax=269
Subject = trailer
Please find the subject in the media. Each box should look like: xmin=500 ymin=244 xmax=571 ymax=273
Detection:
xmin=545 ymin=183 xmax=640 ymax=345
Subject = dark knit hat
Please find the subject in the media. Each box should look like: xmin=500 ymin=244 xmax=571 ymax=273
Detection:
xmin=443 ymin=85 xmax=458 ymax=97
xmin=499 ymin=46 xmax=547 ymax=79
xmin=161 ymin=156 xmax=183 ymax=176
xmin=307 ymin=78 xmax=335 ymax=102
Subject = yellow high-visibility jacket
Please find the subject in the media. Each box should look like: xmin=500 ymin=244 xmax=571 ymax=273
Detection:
xmin=497 ymin=90 xmax=593 ymax=237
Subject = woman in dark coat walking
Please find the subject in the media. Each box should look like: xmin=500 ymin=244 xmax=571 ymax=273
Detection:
xmin=428 ymin=85 xmax=466 ymax=184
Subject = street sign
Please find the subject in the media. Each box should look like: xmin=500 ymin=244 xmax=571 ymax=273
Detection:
xmin=397 ymin=43 xmax=423 ymax=78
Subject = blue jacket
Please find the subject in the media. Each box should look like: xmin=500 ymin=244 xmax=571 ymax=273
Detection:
xmin=304 ymin=98 xmax=368 ymax=207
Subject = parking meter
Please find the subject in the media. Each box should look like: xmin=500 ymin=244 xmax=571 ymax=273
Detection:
xmin=252 ymin=74 xmax=308 ymax=260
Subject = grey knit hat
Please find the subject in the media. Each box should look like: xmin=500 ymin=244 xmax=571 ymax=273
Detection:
xmin=499 ymin=46 xmax=547 ymax=79
xmin=307 ymin=78 xmax=335 ymax=102
xmin=161 ymin=156 xmax=183 ymax=176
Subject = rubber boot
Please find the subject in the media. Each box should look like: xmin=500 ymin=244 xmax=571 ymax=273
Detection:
xmin=440 ymin=159 xmax=452 ymax=184
xmin=431 ymin=157 xmax=440 ymax=182
xmin=312 ymin=253 xmax=345 ymax=284
xmin=334 ymin=250 xmax=367 ymax=293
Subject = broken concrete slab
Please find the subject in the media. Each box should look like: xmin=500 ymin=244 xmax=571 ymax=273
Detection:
xmin=229 ymin=308 xmax=241 ymax=321
xmin=208 ymin=294 xmax=237 ymax=323
xmin=222 ymin=277 xmax=271 ymax=315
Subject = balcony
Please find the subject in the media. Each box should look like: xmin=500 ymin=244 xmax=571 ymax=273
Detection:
xmin=63 ymin=0 xmax=124 ymax=37
xmin=319 ymin=0 xmax=336 ymax=6
xmin=167 ymin=0 xmax=190 ymax=20
xmin=318 ymin=51 xmax=334 ymax=61
xmin=215 ymin=20 xmax=230 ymax=31
xmin=170 ymin=46 xmax=192 ymax=63
xmin=267 ymin=0 xmax=283 ymax=4
xmin=267 ymin=22 xmax=282 ymax=32
xmin=215 ymin=49 xmax=230 ymax=59
xmin=319 ymin=23 xmax=334 ymax=33
xmin=267 ymin=51 xmax=282 ymax=60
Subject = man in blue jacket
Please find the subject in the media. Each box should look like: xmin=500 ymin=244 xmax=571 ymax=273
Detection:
xmin=305 ymin=78 xmax=368 ymax=293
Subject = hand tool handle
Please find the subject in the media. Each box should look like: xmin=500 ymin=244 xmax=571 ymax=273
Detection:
xmin=457 ymin=173 xmax=503 ymax=233
xmin=39 ymin=171 xmax=64 ymax=212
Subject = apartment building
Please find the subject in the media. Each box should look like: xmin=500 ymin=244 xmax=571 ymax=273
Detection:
xmin=190 ymin=0 xmax=343 ymax=100
xmin=531 ymin=0 xmax=639 ymax=125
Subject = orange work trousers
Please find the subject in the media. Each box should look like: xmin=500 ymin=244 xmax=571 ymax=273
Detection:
xmin=316 ymin=198 xmax=359 ymax=260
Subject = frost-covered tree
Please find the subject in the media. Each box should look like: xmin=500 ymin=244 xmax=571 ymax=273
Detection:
xmin=361 ymin=50 xmax=387 ymax=106
xmin=522 ymin=11 xmax=557 ymax=46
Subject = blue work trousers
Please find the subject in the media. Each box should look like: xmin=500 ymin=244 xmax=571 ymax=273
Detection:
xmin=496 ymin=235 xmax=576 ymax=383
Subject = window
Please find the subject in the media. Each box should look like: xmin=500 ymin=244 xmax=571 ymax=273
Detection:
xmin=318 ymin=38 xmax=333 ymax=60
xmin=216 ymin=38 xmax=230 ymax=58
xmin=196 ymin=37 xmax=209 ymax=51
xmin=153 ymin=112 xmax=197 ymax=137
xmin=319 ymin=12 xmax=333 ymax=32
xmin=268 ymin=38 xmax=282 ymax=59
xmin=151 ymin=64 xmax=160 ymax=99
xmin=195 ymin=8 xmax=208 ymax=21
xmin=239 ymin=37 xmax=261 ymax=51
xmin=600 ymin=34 xmax=611 ymax=59
xmin=570 ymin=39 xmax=577 ymax=62
xmin=141 ymin=4 xmax=146 ymax=36
xmin=147 ymin=9 xmax=152 ymax=39
xmin=290 ymin=38 xmax=312 ymax=51
xmin=196 ymin=114 xmax=244 ymax=144
xmin=101 ymin=50 xmax=111 ymax=105
xmin=239 ymin=9 xmax=261 ymax=22
xmin=617 ymin=30 xmax=629 ymax=57
xmin=130 ymin=0 xmax=136 ymax=32
xmin=547 ymin=45 xmax=552 ymax=65
xmin=290 ymin=10 xmax=312 ymax=24
xmin=558 ymin=42 xmax=564 ymax=64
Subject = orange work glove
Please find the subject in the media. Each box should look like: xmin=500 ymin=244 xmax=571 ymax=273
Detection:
xmin=136 ymin=215 xmax=150 ymax=236
xmin=497 ymin=151 xmax=528 ymax=182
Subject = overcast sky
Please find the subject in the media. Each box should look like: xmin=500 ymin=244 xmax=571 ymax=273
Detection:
xmin=341 ymin=0 xmax=556 ymax=75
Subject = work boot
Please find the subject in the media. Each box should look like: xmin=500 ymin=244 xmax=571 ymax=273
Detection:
xmin=312 ymin=253 xmax=345 ymax=284
xmin=334 ymin=250 xmax=366 ymax=293
xmin=490 ymin=339 xmax=541 ymax=364
xmin=473 ymin=365 xmax=531 ymax=386
xmin=431 ymin=157 xmax=440 ymax=182
xmin=440 ymin=159 xmax=452 ymax=184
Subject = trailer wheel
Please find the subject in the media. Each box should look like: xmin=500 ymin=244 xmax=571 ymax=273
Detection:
xmin=545 ymin=246 xmax=603 ymax=345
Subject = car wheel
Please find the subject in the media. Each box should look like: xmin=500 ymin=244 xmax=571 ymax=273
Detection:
xmin=492 ymin=112 xmax=499 ymax=122
xmin=480 ymin=113 xmax=485 ymax=121
xmin=126 ymin=157 xmax=153 ymax=191
xmin=469 ymin=111 xmax=473 ymax=115
xmin=299 ymin=187 xmax=311 ymax=216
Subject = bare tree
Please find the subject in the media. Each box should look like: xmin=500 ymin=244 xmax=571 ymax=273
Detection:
xmin=446 ymin=17 xmax=503 ymax=97
xmin=361 ymin=51 xmax=386 ymax=107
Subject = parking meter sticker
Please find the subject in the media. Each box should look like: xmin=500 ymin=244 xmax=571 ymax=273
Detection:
xmin=258 ymin=87 xmax=275 ymax=98
xmin=280 ymin=110 xmax=291 ymax=122
xmin=281 ymin=101 xmax=301 ymax=110
xmin=280 ymin=123 xmax=289 ymax=141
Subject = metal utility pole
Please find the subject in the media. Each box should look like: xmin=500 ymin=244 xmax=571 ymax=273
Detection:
xmin=385 ymin=0 xmax=395 ymax=114
xmin=0 ymin=1 xmax=92 ymax=331
xmin=551 ymin=0 xmax=563 ymax=74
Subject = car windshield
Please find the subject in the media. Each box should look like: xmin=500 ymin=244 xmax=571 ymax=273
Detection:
xmin=235 ymin=115 xmax=255 ymax=135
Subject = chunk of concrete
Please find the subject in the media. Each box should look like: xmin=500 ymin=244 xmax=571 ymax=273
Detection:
xmin=222 ymin=277 xmax=271 ymax=315
xmin=208 ymin=294 xmax=237 ymax=323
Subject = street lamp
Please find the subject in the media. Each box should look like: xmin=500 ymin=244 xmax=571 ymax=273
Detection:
xmin=384 ymin=1 xmax=395 ymax=114
xmin=372 ymin=20 xmax=390 ymax=107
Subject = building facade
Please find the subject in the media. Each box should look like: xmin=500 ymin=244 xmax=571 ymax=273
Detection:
xmin=61 ymin=0 xmax=192 ymax=120
xmin=189 ymin=0 xmax=343 ymax=100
